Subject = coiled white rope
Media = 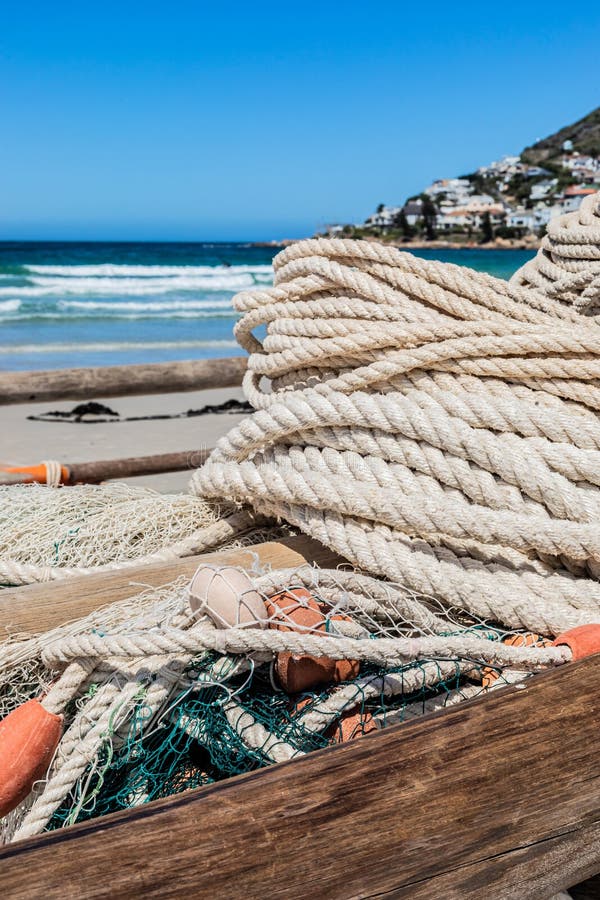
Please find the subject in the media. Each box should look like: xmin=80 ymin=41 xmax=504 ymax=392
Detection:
xmin=7 ymin=201 xmax=600 ymax=843
xmin=511 ymin=193 xmax=600 ymax=315
xmin=193 ymin=202 xmax=600 ymax=638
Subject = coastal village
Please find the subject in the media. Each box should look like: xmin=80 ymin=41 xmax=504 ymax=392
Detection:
xmin=324 ymin=107 xmax=600 ymax=246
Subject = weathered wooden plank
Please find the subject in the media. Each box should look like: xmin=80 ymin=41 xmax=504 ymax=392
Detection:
xmin=0 ymin=535 xmax=341 ymax=639
xmin=0 ymin=356 xmax=246 ymax=404
xmin=389 ymin=823 xmax=600 ymax=899
xmin=0 ymin=448 xmax=213 ymax=486
xmin=0 ymin=653 xmax=598 ymax=899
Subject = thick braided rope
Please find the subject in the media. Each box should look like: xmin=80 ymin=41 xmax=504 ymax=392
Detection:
xmin=297 ymin=659 xmax=476 ymax=733
xmin=13 ymin=606 xmax=212 ymax=841
xmin=192 ymin=225 xmax=600 ymax=637
xmin=14 ymin=679 xmax=144 ymax=841
xmin=41 ymin=623 xmax=570 ymax=670
xmin=511 ymin=193 xmax=600 ymax=315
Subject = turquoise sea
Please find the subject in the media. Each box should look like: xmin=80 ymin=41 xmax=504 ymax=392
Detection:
xmin=0 ymin=243 xmax=535 ymax=371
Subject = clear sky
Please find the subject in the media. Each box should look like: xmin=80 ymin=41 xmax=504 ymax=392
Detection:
xmin=1 ymin=1 xmax=599 ymax=241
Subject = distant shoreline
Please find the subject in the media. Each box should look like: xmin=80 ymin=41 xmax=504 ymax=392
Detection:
xmin=376 ymin=237 xmax=541 ymax=251
xmin=251 ymin=237 xmax=541 ymax=251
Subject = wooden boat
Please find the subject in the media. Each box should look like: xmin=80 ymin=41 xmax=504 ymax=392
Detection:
xmin=1 ymin=361 xmax=599 ymax=898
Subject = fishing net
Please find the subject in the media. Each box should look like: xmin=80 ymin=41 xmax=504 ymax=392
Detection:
xmin=0 ymin=483 xmax=271 ymax=586
xmin=0 ymin=562 xmax=562 ymax=844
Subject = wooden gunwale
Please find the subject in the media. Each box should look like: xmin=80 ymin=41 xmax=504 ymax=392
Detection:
xmin=0 ymin=654 xmax=597 ymax=898
xmin=0 ymin=535 xmax=341 ymax=639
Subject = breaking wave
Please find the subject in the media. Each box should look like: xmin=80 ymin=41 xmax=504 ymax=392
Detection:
xmin=0 ymin=247 xmax=277 ymax=368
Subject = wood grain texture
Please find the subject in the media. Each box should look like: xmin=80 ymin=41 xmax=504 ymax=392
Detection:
xmin=0 ymin=536 xmax=341 ymax=639
xmin=66 ymin=448 xmax=213 ymax=483
xmin=0 ymin=356 xmax=246 ymax=404
xmin=0 ymin=449 xmax=213 ymax=486
xmin=0 ymin=654 xmax=598 ymax=899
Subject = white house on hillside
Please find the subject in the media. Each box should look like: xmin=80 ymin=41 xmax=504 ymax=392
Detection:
xmin=364 ymin=205 xmax=402 ymax=228
xmin=559 ymin=186 xmax=598 ymax=213
xmin=437 ymin=203 xmax=505 ymax=231
xmin=530 ymin=179 xmax=558 ymax=201
xmin=507 ymin=208 xmax=536 ymax=230
xmin=424 ymin=178 xmax=472 ymax=205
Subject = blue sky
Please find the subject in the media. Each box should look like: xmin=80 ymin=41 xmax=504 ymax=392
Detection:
xmin=1 ymin=1 xmax=599 ymax=241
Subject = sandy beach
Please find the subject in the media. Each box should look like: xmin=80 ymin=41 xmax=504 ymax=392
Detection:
xmin=1 ymin=384 xmax=249 ymax=493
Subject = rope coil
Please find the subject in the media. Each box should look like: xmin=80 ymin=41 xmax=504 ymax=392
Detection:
xmin=193 ymin=214 xmax=600 ymax=637
xmin=510 ymin=193 xmax=600 ymax=314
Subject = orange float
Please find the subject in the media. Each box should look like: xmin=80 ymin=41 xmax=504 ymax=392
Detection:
xmin=0 ymin=699 xmax=63 ymax=817
xmin=291 ymin=696 xmax=376 ymax=746
xmin=0 ymin=463 xmax=70 ymax=485
xmin=266 ymin=588 xmax=359 ymax=693
xmin=553 ymin=624 xmax=600 ymax=660
xmin=326 ymin=708 xmax=378 ymax=744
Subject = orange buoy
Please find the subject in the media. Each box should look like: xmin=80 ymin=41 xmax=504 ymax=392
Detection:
xmin=481 ymin=632 xmax=552 ymax=688
xmin=326 ymin=709 xmax=378 ymax=744
xmin=0 ymin=463 xmax=70 ymax=485
xmin=290 ymin=697 xmax=377 ymax=745
xmin=553 ymin=624 xmax=600 ymax=660
xmin=266 ymin=588 xmax=359 ymax=693
xmin=0 ymin=699 xmax=63 ymax=817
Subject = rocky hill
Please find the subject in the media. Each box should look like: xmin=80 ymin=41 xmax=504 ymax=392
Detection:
xmin=522 ymin=107 xmax=600 ymax=165
xmin=324 ymin=108 xmax=600 ymax=247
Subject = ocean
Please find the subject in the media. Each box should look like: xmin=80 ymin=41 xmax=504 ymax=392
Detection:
xmin=0 ymin=242 xmax=535 ymax=371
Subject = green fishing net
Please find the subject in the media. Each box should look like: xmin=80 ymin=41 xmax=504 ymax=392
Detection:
xmin=46 ymin=630 xmax=503 ymax=832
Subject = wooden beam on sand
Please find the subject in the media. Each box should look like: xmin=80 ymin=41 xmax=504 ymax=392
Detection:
xmin=0 ymin=448 xmax=214 ymax=486
xmin=1 ymin=653 xmax=598 ymax=898
xmin=0 ymin=356 xmax=246 ymax=405
xmin=0 ymin=535 xmax=342 ymax=639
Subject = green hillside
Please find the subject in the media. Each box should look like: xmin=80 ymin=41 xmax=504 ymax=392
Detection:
xmin=522 ymin=107 xmax=600 ymax=164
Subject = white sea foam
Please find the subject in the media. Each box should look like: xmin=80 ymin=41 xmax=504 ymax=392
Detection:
xmin=0 ymin=339 xmax=239 ymax=355
xmin=0 ymin=310 xmax=238 ymax=322
xmin=24 ymin=263 xmax=273 ymax=277
xmin=0 ymin=299 xmax=21 ymax=313
xmin=0 ymin=273 xmax=262 ymax=297
xmin=57 ymin=298 xmax=234 ymax=312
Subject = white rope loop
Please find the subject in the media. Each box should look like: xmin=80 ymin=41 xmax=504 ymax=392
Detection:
xmin=41 ymin=621 xmax=572 ymax=670
xmin=41 ymin=461 xmax=63 ymax=489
